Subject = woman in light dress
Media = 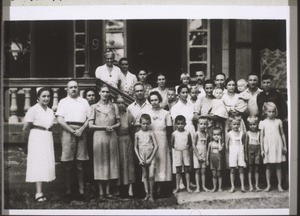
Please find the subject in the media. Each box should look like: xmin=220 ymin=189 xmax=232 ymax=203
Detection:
xmin=89 ymin=84 xmax=120 ymax=199
xmin=146 ymin=91 xmax=173 ymax=197
xmin=23 ymin=87 xmax=56 ymax=202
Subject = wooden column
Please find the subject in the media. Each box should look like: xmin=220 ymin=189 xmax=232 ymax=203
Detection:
xmin=8 ymin=88 xmax=19 ymax=123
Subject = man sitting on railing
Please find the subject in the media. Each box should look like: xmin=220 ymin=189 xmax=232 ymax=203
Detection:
xmin=95 ymin=50 xmax=126 ymax=92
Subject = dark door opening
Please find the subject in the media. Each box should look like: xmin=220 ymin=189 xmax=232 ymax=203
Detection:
xmin=34 ymin=21 xmax=71 ymax=78
xmin=127 ymin=20 xmax=185 ymax=87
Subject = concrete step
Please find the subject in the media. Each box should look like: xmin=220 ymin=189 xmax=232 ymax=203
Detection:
xmin=176 ymin=188 xmax=289 ymax=204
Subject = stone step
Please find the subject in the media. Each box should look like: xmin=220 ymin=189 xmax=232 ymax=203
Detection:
xmin=176 ymin=188 xmax=289 ymax=204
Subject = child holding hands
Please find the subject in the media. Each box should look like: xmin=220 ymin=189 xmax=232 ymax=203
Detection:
xmin=171 ymin=115 xmax=193 ymax=194
xmin=245 ymin=116 xmax=262 ymax=192
xmin=193 ymin=116 xmax=210 ymax=193
xmin=226 ymin=115 xmax=246 ymax=193
xmin=134 ymin=114 xmax=158 ymax=201
xmin=260 ymin=102 xmax=287 ymax=192
xmin=206 ymin=127 xmax=224 ymax=192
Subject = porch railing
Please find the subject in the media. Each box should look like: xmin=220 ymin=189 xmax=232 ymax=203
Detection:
xmin=3 ymin=77 xmax=134 ymax=123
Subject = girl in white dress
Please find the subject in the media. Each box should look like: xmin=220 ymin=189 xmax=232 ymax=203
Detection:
xmin=260 ymin=102 xmax=287 ymax=192
xmin=23 ymin=87 xmax=56 ymax=201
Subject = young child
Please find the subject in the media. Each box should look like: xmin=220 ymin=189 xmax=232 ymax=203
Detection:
xmin=175 ymin=73 xmax=191 ymax=95
xmin=171 ymin=115 xmax=193 ymax=194
xmin=226 ymin=115 xmax=246 ymax=193
xmin=192 ymin=116 xmax=209 ymax=193
xmin=234 ymin=79 xmax=250 ymax=114
xmin=260 ymin=102 xmax=287 ymax=192
xmin=245 ymin=116 xmax=261 ymax=192
xmin=134 ymin=114 xmax=158 ymax=201
xmin=206 ymin=127 xmax=224 ymax=192
xmin=164 ymin=88 xmax=177 ymax=111
xmin=209 ymin=87 xmax=228 ymax=120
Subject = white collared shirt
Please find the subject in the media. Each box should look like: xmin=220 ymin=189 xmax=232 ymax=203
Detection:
xmin=56 ymin=96 xmax=91 ymax=123
xmin=127 ymin=100 xmax=152 ymax=126
xmin=95 ymin=64 xmax=126 ymax=91
xmin=245 ymin=87 xmax=263 ymax=116
xmin=124 ymin=71 xmax=138 ymax=93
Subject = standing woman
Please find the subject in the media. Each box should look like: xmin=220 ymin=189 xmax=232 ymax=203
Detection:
xmin=147 ymin=91 xmax=173 ymax=197
xmin=222 ymin=78 xmax=247 ymax=133
xmin=23 ymin=87 xmax=55 ymax=201
xmin=82 ymin=88 xmax=98 ymax=186
xmin=89 ymin=84 xmax=120 ymax=199
xmin=116 ymin=95 xmax=136 ymax=197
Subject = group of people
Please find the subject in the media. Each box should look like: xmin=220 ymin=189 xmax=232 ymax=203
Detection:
xmin=23 ymin=51 xmax=288 ymax=203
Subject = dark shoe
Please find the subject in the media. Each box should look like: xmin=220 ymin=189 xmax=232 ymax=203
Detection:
xmin=75 ymin=193 xmax=86 ymax=202
xmin=64 ymin=193 xmax=72 ymax=204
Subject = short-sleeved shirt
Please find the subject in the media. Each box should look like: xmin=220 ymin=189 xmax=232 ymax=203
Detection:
xmin=245 ymin=87 xmax=263 ymax=116
xmin=25 ymin=103 xmax=55 ymax=129
xmin=194 ymin=96 xmax=214 ymax=116
xmin=95 ymin=64 xmax=126 ymax=91
xmin=56 ymin=96 xmax=91 ymax=123
xmin=127 ymin=100 xmax=152 ymax=126
xmin=170 ymin=99 xmax=194 ymax=125
xmin=124 ymin=71 xmax=138 ymax=94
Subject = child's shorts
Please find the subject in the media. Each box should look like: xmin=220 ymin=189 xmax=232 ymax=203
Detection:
xmin=193 ymin=152 xmax=206 ymax=169
xmin=229 ymin=144 xmax=246 ymax=168
xmin=141 ymin=159 xmax=155 ymax=182
xmin=175 ymin=165 xmax=190 ymax=174
xmin=173 ymin=149 xmax=190 ymax=167
xmin=210 ymin=152 xmax=222 ymax=170
xmin=248 ymin=144 xmax=261 ymax=165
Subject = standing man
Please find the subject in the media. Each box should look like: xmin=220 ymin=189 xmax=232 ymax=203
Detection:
xmin=127 ymin=82 xmax=152 ymax=195
xmin=150 ymin=73 xmax=169 ymax=109
xmin=95 ymin=51 xmax=126 ymax=91
xmin=214 ymin=73 xmax=226 ymax=89
xmin=257 ymin=74 xmax=287 ymax=121
xmin=245 ymin=73 xmax=263 ymax=117
xmin=119 ymin=57 xmax=138 ymax=96
xmin=128 ymin=82 xmax=152 ymax=138
xmin=195 ymin=70 xmax=206 ymax=99
xmin=56 ymin=80 xmax=91 ymax=202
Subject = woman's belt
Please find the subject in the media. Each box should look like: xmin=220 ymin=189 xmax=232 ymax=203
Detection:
xmin=32 ymin=125 xmax=52 ymax=131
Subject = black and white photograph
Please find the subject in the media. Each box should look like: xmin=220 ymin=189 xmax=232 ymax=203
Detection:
xmin=1 ymin=1 xmax=297 ymax=215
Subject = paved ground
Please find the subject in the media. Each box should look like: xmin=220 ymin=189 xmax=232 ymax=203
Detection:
xmin=176 ymin=188 xmax=289 ymax=204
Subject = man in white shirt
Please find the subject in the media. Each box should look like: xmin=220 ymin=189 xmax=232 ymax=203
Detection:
xmin=119 ymin=57 xmax=138 ymax=96
xmin=95 ymin=51 xmax=126 ymax=91
xmin=195 ymin=70 xmax=206 ymax=99
xmin=128 ymin=82 xmax=152 ymax=131
xmin=245 ymin=74 xmax=263 ymax=117
xmin=56 ymin=80 xmax=91 ymax=202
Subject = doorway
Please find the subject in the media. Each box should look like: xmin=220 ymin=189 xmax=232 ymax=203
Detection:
xmin=127 ymin=20 xmax=186 ymax=87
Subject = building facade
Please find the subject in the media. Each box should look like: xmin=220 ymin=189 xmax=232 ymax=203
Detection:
xmin=3 ymin=19 xmax=287 ymax=140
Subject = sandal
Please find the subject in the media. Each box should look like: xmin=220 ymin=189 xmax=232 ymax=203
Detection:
xmin=35 ymin=195 xmax=47 ymax=202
